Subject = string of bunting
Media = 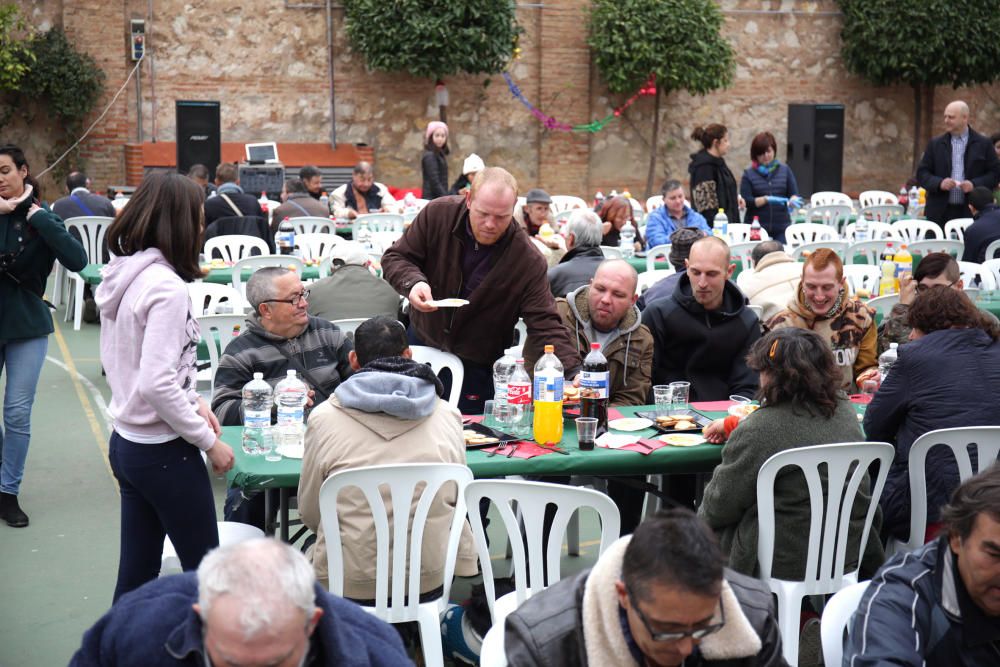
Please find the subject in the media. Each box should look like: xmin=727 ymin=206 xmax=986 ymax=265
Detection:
xmin=501 ymin=71 xmax=656 ymax=133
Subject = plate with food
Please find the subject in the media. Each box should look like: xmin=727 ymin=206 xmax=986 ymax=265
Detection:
xmin=657 ymin=433 xmax=706 ymax=447
xmin=636 ymin=410 xmax=711 ymax=433
xmin=608 ymin=417 xmax=654 ymax=432
xmin=562 ymin=385 xmax=581 ymax=405
xmin=462 ymin=421 xmax=517 ymax=449
xmin=427 ymin=298 xmax=470 ymax=308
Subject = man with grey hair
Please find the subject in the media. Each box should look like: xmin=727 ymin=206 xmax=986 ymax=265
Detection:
xmin=330 ymin=161 xmax=397 ymax=219
xmin=917 ymin=100 xmax=1000 ymax=225
xmin=71 ymin=538 xmax=410 ymax=665
xmin=212 ymin=266 xmax=353 ymax=527
xmin=547 ymin=208 xmax=606 ymax=297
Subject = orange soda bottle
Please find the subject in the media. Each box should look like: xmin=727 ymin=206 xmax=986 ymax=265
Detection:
xmin=532 ymin=344 xmax=564 ymax=445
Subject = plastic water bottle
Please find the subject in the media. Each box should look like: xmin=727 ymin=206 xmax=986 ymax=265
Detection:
xmin=619 ymin=220 xmax=636 ymax=258
xmin=533 ymin=345 xmax=564 ymax=445
xmin=713 ymin=208 xmax=728 ymax=239
xmin=320 ymin=191 xmax=330 ymax=213
xmin=908 ymin=185 xmax=920 ymax=216
xmin=507 ymin=359 xmax=533 ymax=438
xmin=492 ymin=352 xmax=517 ymax=425
xmin=580 ymin=342 xmax=609 ymax=437
xmin=878 ymin=343 xmax=899 ymax=383
xmin=855 ymin=217 xmax=869 ymax=242
xmin=241 ymin=372 xmax=272 ymax=455
xmin=274 ymin=369 xmax=308 ymax=450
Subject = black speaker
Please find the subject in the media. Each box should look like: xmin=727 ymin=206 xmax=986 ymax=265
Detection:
xmin=176 ymin=100 xmax=221 ymax=180
xmin=786 ymin=104 xmax=844 ymax=197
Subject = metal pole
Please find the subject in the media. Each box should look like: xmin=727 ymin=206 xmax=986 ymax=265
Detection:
xmin=326 ymin=0 xmax=336 ymax=147
xmin=148 ymin=0 xmax=157 ymax=141
xmin=136 ymin=59 xmax=143 ymax=142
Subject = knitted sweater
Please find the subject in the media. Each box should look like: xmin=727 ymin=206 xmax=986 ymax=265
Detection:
xmin=698 ymin=399 xmax=885 ymax=580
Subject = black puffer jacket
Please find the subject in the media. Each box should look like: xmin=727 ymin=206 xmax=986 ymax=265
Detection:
xmin=421 ymin=149 xmax=449 ymax=200
xmin=689 ymin=149 xmax=739 ymax=225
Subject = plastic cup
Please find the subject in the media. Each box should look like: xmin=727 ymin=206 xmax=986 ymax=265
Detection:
xmin=669 ymin=381 xmax=691 ymax=412
xmin=859 ymin=380 xmax=879 ymax=404
xmin=653 ymin=385 xmax=672 ymax=417
xmin=576 ymin=417 xmax=598 ymax=451
xmin=482 ymin=400 xmax=497 ymax=428
xmin=262 ymin=428 xmax=281 ymax=462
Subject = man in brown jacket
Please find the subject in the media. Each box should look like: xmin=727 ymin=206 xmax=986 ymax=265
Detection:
xmin=381 ymin=167 xmax=582 ymax=414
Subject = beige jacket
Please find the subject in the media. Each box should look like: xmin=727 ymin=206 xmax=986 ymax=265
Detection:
xmin=298 ymin=395 xmax=478 ymax=599
xmin=736 ymin=251 xmax=801 ymax=322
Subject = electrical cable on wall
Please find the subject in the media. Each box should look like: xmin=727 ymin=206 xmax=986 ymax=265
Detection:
xmin=36 ymin=52 xmax=146 ymax=179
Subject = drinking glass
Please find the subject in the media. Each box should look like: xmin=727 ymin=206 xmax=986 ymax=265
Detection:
xmin=263 ymin=427 xmax=281 ymax=462
xmin=575 ymin=417 xmax=598 ymax=451
xmin=669 ymin=381 xmax=691 ymax=412
xmin=653 ymin=385 xmax=672 ymax=417
xmin=482 ymin=400 xmax=497 ymax=428
xmin=860 ymin=380 xmax=878 ymax=404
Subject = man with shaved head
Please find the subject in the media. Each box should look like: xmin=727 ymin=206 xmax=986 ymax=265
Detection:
xmin=330 ymin=161 xmax=397 ymax=219
xmin=917 ymin=100 xmax=1000 ymax=225
xmin=641 ymin=236 xmax=760 ymax=402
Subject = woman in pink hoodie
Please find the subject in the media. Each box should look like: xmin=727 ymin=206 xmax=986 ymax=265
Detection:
xmin=95 ymin=172 xmax=234 ymax=602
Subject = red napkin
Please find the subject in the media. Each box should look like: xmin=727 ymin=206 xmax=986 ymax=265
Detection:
xmin=617 ymin=438 xmax=668 ymax=456
xmin=848 ymin=394 xmax=873 ymax=405
xmin=463 ymin=415 xmax=484 ymax=423
xmin=483 ymin=441 xmax=559 ymax=459
xmin=563 ymin=406 xmax=625 ymax=419
xmin=690 ymin=400 xmax=736 ymax=412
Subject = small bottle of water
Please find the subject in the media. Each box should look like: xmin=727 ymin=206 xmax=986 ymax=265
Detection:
xmin=908 ymin=185 xmax=920 ymax=216
xmin=241 ymin=372 xmax=272 ymax=456
xmin=619 ymin=220 xmax=636 ymax=258
xmin=713 ymin=208 xmax=728 ymax=239
xmin=878 ymin=342 xmax=899 ymax=383
xmin=274 ymin=370 xmax=308 ymax=455
xmin=492 ymin=352 xmax=516 ymax=424
xmin=855 ymin=217 xmax=869 ymax=242
xmin=320 ymin=191 xmax=330 ymax=213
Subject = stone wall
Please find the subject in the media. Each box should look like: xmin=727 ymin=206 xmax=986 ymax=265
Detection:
xmin=9 ymin=0 xmax=1000 ymax=202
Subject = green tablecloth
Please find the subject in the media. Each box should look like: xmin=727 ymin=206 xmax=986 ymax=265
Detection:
xmin=225 ymin=405 xmax=727 ymax=491
xmin=78 ymin=263 xmax=321 ymax=286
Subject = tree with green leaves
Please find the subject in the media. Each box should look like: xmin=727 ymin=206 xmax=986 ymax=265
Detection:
xmin=838 ymin=0 xmax=1000 ymax=169
xmin=588 ymin=0 xmax=735 ymax=196
xmin=0 ymin=4 xmax=34 ymax=92
xmin=342 ymin=0 xmax=520 ymax=119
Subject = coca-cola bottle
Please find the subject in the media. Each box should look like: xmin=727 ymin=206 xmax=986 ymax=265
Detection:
xmin=749 ymin=216 xmax=762 ymax=241
xmin=506 ymin=359 xmax=533 ymax=438
xmin=580 ymin=342 xmax=609 ymax=437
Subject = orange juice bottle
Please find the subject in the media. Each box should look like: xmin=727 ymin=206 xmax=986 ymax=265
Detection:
xmin=532 ymin=344 xmax=564 ymax=444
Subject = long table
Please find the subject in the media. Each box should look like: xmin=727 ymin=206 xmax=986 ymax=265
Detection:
xmin=225 ymin=404 xmax=728 ymax=539
xmin=77 ymin=263 xmax=322 ymax=286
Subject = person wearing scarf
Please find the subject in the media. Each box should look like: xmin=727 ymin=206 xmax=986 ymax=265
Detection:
xmin=739 ymin=131 xmax=801 ymax=243
xmin=765 ymin=248 xmax=879 ymax=391
xmin=331 ymin=162 xmax=397 ymax=219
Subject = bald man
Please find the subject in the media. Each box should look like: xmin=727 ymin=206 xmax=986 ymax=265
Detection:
xmin=330 ymin=161 xmax=397 ymax=219
xmin=917 ymin=100 xmax=1000 ymax=225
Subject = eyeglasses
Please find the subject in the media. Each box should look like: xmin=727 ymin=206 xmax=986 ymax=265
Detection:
xmin=265 ymin=289 xmax=310 ymax=307
xmin=626 ymin=585 xmax=725 ymax=643
xmin=916 ymin=280 xmax=958 ymax=293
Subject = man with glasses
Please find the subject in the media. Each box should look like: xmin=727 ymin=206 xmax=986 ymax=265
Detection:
xmin=504 ymin=508 xmax=785 ymax=667
xmin=211 ymin=266 xmax=354 ymax=527
xmin=878 ymin=252 xmax=969 ymax=353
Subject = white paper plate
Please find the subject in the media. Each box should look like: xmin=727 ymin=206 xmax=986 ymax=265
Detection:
xmin=596 ymin=433 xmax=639 ymax=449
xmin=657 ymin=433 xmax=706 ymax=447
xmin=608 ymin=417 xmax=654 ymax=432
xmin=427 ymin=298 xmax=469 ymax=308
xmin=276 ymin=445 xmax=304 ymax=459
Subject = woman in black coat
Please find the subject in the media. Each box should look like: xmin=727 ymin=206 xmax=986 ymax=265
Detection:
xmin=688 ymin=123 xmax=740 ymax=226
xmin=421 ymin=121 xmax=450 ymax=200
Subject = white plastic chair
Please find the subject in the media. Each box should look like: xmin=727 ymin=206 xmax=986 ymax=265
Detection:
xmin=757 ymin=441 xmax=893 ymax=666
xmin=842 ymin=265 xmax=881 ymax=295
xmin=944 ymin=217 xmax=974 ymax=242
xmin=368 ymin=230 xmax=404 ymax=255
xmin=331 ymin=318 xmax=367 ymax=340
xmin=727 ymin=223 xmax=770 ymax=243
xmin=188 ymin=282 xmax=243 ymax=316
xmin=599 ymin=246 xmax=623 ymax=259
xmin=890 ymin=219 xmax=943 ymax=242
xmin=820 ymin=580 xmax=870 ymax=667
xmin=785 ymin=223 xmax=839 ymax=249
xmin=295 ymin=233 xmax=341 ymax=262
xmin=204 ymin=235 xmax=269 ymax=263
xmin=866 ymin=294 xmax=899 ymax=318
xmin=355 ymin=212 xmax=404 ymax=233
xmin=985 ymin=239 xmax=1000 ymax=261
xmin=846 ymin=239 xmax=894 ymax=265
xmin=197 ymin=314 xmax=245 ymax=395
xmin=319 ymin=463 xmax=473 ymax=667
xmin=479 ymin=623 xmax=507 ymax=667
xmin=645 ymin=243 xmax=672 ymax=272
xmin=843 ymin=222 xmax=898 ymax=243
xmin=636 ymin=269 xmax=675 ymax=295
xmin=290 ymin=216 xmax=336 ymax=235
xmin=464 ymin=479 xmax=620 ymax=625
xmin=789 ymin=240 xmax=850 ymax=261
xmin=230 ymin=255 xmax=306 ymax=311
xmin=747 ymin=304 xmax=763 ymax=320
xmin=549 ymin=195 xmax=588 ymax=215
xmin=858 ymin=191 xmax=899 ymax=208
xmin=857 ymin=204 xmax=904 ymax=225
xmin=62 ymin=216 xmax=113 ymax=330
xmin=808 ymin=204 xmax=853 ymax=233
xmin=981 ymin=260 xmax=1000 ymax=290
xmin=810 ymin=192 xmax=853 ymax=208
xmin=645 ymin=195 xmax=664 ymax=212
xmin=958 ymin=261 xmax=998 ymax=290
xmin=888 ymin=427 xmax=1000 ymax=556
xmin=730 ymin=241 xmax=762 ymax=270
xmin=905 ymin=239 xmax=964 ymax=258
xmin=410 ymin=346 xmax=465 ymax=408
xmin=161 ymin=522 xmax=264 ymax=575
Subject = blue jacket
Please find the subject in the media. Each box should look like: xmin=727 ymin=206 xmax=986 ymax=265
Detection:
xmin=960 ymin=204 xmax=1000 ymax=263
xmin=739 ymin=163 xmax=798 ymax=241
xmin=863 ymin=328 xmax=1000 ymax=541
xmin=70 ymin=573 xmax=412 ymax=666
xmin=642 ymin=205 xmax=709 ymax=248
xmin=845 ymin=537 xmax=1000 ymax=666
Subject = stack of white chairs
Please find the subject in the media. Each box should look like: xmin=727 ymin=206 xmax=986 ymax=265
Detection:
xmin=785 ymin=223 xmax=838 ymax=249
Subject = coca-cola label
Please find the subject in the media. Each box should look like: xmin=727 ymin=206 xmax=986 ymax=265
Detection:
xmin=580 ymin=371 xmax=609 ymax=399
xmin=507 ymin=382 xmax=532 ymax=405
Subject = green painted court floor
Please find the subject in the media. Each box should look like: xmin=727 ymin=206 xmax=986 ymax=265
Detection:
xmin=0 ymin=290 xmax=604 ymax=667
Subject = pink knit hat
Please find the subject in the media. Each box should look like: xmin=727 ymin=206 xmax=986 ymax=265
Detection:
xmin=425 ymin=121 xmax=449 ymax=141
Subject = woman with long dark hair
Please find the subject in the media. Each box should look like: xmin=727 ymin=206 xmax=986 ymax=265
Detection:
xmin=0 ymin=144 xmax=87 ymax=527
xmin=688 ymin=123 xmax=740 ymax=225
xmin=865 ymin=286 xmax=1000 ymax=545
xmin=597 ymin=195 xmax=643 ymax=252
xmin=698 ymin=327 xmax=884 ymax=579
xmin=739 ymin=131 xmax=800 ymax=243
xmin=421 ymin=121 xmax=450 ymax=200
xmin=96 ymin=172 xmax=234 ymax=601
